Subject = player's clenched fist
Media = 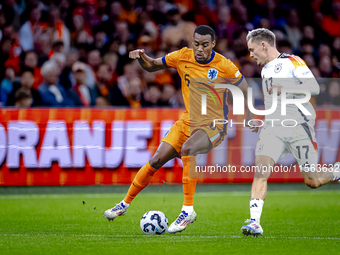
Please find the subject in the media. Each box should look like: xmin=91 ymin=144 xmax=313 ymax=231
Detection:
xmin=129 ymin=49 xmax=145 ymax=59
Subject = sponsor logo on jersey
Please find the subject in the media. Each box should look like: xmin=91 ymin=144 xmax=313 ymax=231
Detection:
xmin=207 ymin=68 xmax=218 ymax=81
xmin=274 ymin=63 xmax=282 ymax=73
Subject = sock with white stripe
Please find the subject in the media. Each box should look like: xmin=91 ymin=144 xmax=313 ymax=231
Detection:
xmin=250 ymin=198 xmax=264 ymax=223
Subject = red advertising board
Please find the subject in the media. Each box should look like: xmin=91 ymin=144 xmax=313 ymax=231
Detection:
xmin=0 ymin=108 xmax=339 ymax=186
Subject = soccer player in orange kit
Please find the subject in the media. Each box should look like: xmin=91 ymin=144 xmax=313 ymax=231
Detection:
xmin=104 ymin=25 xmax=252 ymax=233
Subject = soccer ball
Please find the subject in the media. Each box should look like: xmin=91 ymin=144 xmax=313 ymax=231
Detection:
xmin=140 ymin=210 xmax=168 ymax=235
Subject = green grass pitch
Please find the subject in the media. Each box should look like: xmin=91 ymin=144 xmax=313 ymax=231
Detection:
xmin=0 ymin=185 xmax=339 ymax=255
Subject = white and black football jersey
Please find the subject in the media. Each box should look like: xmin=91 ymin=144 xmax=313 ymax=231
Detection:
xmin=261 ymin=53 xmax=318 ymax=126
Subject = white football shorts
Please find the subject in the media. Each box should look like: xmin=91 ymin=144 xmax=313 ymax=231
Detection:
xmin=255 ymin=122 xmax=318 ymax=172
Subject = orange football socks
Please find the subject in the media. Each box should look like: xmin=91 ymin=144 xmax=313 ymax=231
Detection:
xmin=124 ymin=162 xmax=158 ymax=204
xmin=181 ymin=155 xmax=197 ymax=206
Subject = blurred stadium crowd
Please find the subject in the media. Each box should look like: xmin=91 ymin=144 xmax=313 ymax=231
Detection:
xmin=0 ymin=0 xmax=340 ymax=108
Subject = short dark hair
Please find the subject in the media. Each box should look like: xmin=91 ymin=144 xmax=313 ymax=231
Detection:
xmin=194 ymin=25 xmax=215 ymax=41
xmin=20 ymin=66 xmax=34 ymax=76
xmin=52 ymin=40 xmax=64 ymax=49
xmin=167 ymin=7 xmax=179 ymax=15
xmin=15 ymin=88 xmax=32 ymax=102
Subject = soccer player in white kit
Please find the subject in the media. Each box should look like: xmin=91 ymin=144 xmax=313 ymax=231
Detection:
xmin=241 ymin=28 xmax=340 ymax=236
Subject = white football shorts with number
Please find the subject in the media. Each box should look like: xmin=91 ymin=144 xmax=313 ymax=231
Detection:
xmin=255 ymin=121 xmax=318 ymax=171
xmin=256 ymin=53 xmax=319 ymax=171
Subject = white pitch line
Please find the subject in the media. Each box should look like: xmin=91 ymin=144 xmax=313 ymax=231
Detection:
xmin=0 ymin=190 xmax=340 ymax=200
xmin=0 ymin=233 xmax=339 ymax=240
xmin=0 ymin=194 xmax=116 ymax=200
xmin=229 ymin=235 xmax=340 ymax=240
xmin=1 ymin=190 xmax=340 ymax=200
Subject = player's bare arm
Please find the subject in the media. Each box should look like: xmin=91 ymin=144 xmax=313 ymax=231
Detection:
xmin=238 ymin=79 xmax=258 ymax=133
xmin=129 ymin=49 xmax=167 ymax=72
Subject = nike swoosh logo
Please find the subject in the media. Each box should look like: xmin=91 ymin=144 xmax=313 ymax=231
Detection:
xmin=185 ymin=66 xmax=193 ymax=68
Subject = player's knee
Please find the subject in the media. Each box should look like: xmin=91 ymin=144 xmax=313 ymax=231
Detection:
xmin=149 ymin=155 xmax=164 ymax=169
xmin=181 ymin=142 xmax=203 ymax=156
xmin=181 ymin=144 xmax=191 ymax=157
xmin=304 ymin=178 xmax=320 ymax=189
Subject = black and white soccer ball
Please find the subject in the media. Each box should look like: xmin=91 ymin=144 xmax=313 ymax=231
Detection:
xmin=140 ymin=210 xmax=168 ymax=235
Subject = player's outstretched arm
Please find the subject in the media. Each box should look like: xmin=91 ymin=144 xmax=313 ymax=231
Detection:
xmin=129 ymin=49 xmax=167 ymax=72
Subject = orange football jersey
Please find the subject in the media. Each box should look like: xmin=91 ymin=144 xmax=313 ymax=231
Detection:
xmin=162 ymin=47 xmax=243 ymax=129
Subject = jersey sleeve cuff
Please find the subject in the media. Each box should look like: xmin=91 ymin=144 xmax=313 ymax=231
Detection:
xmin=162 ymin=56 xmax=168 ymax=68
xmin=233 ymin=76 xmax=243 ymax=86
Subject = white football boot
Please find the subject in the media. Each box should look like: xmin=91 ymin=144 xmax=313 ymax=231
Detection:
xmin=241 ymin=219 xmax=263 ymax=236
xmin=168 ymin=210 xmax=197 ymax=233
xmin=104 ymin=202 xmax=129 ymax=221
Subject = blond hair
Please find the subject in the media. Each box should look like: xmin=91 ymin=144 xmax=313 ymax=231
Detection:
xmin=246 ymin=28 xmax=276 ymax=47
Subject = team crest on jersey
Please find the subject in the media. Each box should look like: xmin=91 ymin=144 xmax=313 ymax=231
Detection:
xmin=257 ymin=143 xmax=264 ymax=153
xmin=207 ymin=68 xmax=218 ymax=81
xmin=274 ymin=63 xmax=282 ymax=73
